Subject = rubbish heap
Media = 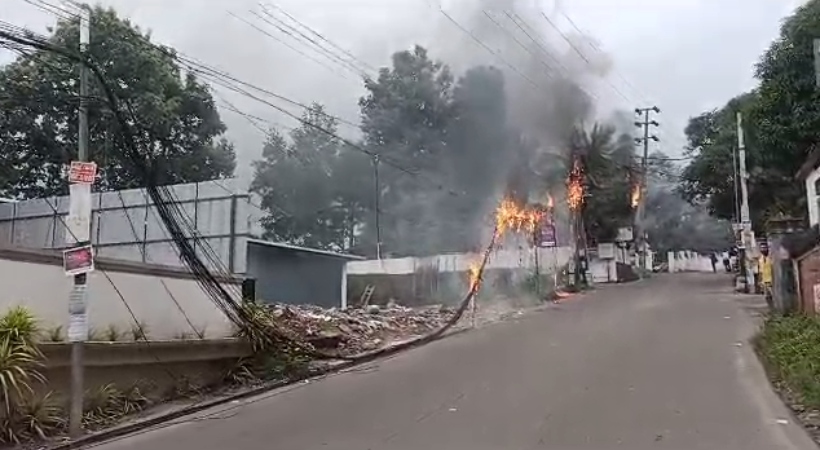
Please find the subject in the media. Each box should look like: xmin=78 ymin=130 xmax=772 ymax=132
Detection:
xmin=268 ymin=303 xmax=454 ymax=354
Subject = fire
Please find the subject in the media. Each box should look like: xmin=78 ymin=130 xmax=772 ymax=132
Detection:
xmin=468 ymin=260 xmax=482 ymax=293
xmin=566 ymin=159 xmax=584 ymax=212
xmin=494 ymin=198 xmax=543 ymax=236
xmin=546 ymin=193 xmax=555 ymax=211
xmin=630 ymin=184 xmax=641 ymax=209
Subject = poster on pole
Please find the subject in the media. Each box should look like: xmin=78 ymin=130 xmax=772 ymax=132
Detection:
xmin=67 ymin=284 xmax=88 ymax=342
xmin=68 ymin=161 xmax=97 ymax=185
xmin=63 ymin=245 xmax=94 ymax=276
xmin=65 ymin=183 xmax=92 ymax=244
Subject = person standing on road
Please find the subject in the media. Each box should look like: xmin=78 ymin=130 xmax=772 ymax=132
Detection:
xmin=759 ymin=248 xmax=774 ymax=308
xmin=710 ymin=253 xmax=718 ymax=272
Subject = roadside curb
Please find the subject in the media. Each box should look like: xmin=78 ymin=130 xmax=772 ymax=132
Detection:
xmin=48 ymin=326 xmax=474 ymax=450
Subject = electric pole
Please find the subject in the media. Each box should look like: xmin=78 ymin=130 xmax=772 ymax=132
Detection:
xmin=736 ymin=112 xmax=756 ymax=293
xmin=634 ymin=106 xmax=660 ymax=274
xmin=69 ymin=6 xmax=91 ymax=437
xmin=372 ymin=155 xmax=382 ymax=260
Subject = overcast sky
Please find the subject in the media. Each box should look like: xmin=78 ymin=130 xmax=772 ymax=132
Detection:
xmin=0 ymin=0 xmax=805 ymax=182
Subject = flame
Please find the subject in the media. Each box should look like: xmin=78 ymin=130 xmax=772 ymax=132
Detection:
xmin=566 ymin=159 xmax=584 ymax=212
xmin=630 ymin=184 xmax=641 ymax=209
xmin=547 ymin=193 xmax=555 ymax=211
xmin=468 ymin=260 xmax=482 ymax=292
xmin=495 ymin=198 xmax=543 ymax=236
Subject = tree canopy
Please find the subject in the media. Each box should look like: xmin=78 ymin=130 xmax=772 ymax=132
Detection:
xmin=0 ymin=6 xmax=235 ymax=199
xmin=680 ymin=0 xmax=820 ymax=230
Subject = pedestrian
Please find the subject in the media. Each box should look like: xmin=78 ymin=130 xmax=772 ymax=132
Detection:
xmin=710 ymin=253 xmax=718 ymax=273
xmin=759 ymin=248 xmax=774 ymax=309
xmin=722 ymin=253 xmax=731 ymax=273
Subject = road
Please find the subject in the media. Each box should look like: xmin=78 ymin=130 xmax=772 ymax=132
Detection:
xmin=91 ymin=274 xmax=815 ymax=450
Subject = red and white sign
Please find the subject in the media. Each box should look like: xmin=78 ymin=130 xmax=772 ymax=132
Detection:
xmin=63 ymin=245 xmax=94 ymax=276
xmin=68 ymin=161 xmax=97 ymax=184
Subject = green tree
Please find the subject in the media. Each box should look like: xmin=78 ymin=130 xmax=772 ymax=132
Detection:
xmin=678 ymin=92 xmax=795 ymax=230
xmin=572 ymin=124 xmax=637 ymax=244
xmin=251 ymin=104 xmax=370 ymax=251
xmin=357 ymin=45 xmax=458 ymax=256
xmin=680 ymin=1 xmax=820 ymax=227
xmin=0 ymin=6 xmax=235 ymax=199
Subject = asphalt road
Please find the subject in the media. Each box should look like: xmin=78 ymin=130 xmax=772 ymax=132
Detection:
xmin=90 ymin=274 xmax=816 ymax=450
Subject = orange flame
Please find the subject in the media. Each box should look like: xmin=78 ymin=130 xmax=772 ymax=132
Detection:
xmin=495 ymin=198 xmax=543 ymax=236
xmin=566 ymin=159 xmax=584 ymax=212
xmin=546 ymin=193 xmax=555 ymax=211
xmin=468 ymin=260 xmax=482 ymax=292
xmin=630 ymin=184 xmax=641 ymax=209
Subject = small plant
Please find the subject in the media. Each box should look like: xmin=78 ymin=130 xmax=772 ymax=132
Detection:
xmin=104 ymin=324 xmax=122 ymax=342
xmin=174 ymin=331 xmax=195 ymax=341
xmin=82 ymin=382 xmax=151 ymax=429
xmin=0 ymin=306 xmax=39 ymax=346
xmin=171 ymin=376 xmax=203 ymax=398
xmin=45 ymin=325 xmax=64 ymax=343
xmin=87 ymin=327 xmax=103 ymax=342
xmin=130 ymin=322 xmax=149 ymax=341
xmin=13 ymin=392 xmax=65 ymax=440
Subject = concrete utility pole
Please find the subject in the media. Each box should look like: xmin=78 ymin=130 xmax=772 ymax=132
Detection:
xmin=736 ymin=112 xmax=756 ymax=293
xmin=634 ymin=106 xmax=660 ymax=274
xmin=372 ymin=155 xmax=382 ymax=260
xmin=69 ymin=6 xmax=91 ymax=437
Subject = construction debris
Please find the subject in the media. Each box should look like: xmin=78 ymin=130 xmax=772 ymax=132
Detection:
xmin=268 ymin=303 xmax=454 ymax=354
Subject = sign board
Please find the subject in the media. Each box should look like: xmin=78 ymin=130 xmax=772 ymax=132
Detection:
xmin=616 ymin=227 xmax=633 ymax=242
xmin=63 ymin=245 xmax=94 ymax=276
xmin=67 ymin=284 xmax=88 ymax=342
xmin=537 ymin=223 xmax=557 ymax=248
xmin=68 ymin=161 xmax=97 ymax=184
xmin=598 ymin=243 xmax=616 ymax=260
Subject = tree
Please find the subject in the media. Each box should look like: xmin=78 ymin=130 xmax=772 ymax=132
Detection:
xmin=679 ymin=1 xmax=820 ymax=228
xmin=251 ymin=104 xmax=370 ymax=251
xmin=357 ymin=45 xmax=459 ymax=256
xmin=0 ymin=6 xmax=235 ymax=199
xmin=572 ymin=124 xmax=637 ymax=244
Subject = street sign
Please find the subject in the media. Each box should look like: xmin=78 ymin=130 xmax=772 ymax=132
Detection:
xmin=537 ymin=223 xmax=557 ymax=248
xmin=616 ymin=227 xmax=633 ymax=242
xmin=63 ymin=245 xmax=94 ymax=276
xmin=68 ymin=161 xmax=97 ymax=184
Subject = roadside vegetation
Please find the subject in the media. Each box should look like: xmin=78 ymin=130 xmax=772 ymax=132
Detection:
xmin=756 ymin=315 xmax=820 ymax=409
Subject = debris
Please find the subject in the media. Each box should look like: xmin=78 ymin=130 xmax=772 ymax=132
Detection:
xmin=265 ymin=302 xmax=454 ymax=354
xmin=776 ymin=419 xmax=790 ymax=425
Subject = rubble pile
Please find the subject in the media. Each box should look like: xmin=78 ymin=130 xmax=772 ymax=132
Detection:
xmin=268 ymin=303 xmax=454 ymax=354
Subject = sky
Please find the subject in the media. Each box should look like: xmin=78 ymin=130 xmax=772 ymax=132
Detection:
xmin=0 ymin=0 xmax=806 ymax=182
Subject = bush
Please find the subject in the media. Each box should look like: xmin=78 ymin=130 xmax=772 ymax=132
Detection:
xmin=757 ymin=314 xmax=820 ymax=408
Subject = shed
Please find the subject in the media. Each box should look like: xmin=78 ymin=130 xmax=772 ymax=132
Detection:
xmin=243 ymin=239 xmax=363 ymax=309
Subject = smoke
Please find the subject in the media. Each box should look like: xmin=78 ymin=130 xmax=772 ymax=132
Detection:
xmin=378 ymin=0 xmax=623 ymax=256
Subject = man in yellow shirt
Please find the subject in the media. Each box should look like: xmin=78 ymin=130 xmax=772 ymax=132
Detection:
xmin=759 ymin=248 xmax=773 ymax=307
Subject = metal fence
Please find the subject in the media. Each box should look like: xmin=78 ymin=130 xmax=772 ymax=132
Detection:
xmin=0 ymin=179 xmax=261 ymax=273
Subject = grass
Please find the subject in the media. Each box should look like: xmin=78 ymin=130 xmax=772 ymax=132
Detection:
xmin=756 ymin=314 xmax=820 ymax=408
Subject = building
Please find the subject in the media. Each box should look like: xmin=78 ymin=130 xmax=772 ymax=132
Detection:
xmin=245 ymin=240 xmax=362 ymax=309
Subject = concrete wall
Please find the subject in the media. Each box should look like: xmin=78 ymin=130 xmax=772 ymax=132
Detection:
xmin=0 ymin=247 xmax=237 ymax=340
xmin=0 ymin=179 xmax=259 ymax=273
xmin=245 ymin=242 xmax=348 ymax=309
xmin=667 ymin=251 xmax=713 ymax=273
xmin=347 ymin=246 xmax=573 ymax=305
xmin=40 ymin=339 xmax=250 ymax=402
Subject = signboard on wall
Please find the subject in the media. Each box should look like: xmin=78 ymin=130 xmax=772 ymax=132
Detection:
xmin=537 ymin=223 xmax=557 ymax=248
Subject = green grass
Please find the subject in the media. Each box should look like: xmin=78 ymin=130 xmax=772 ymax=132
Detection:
xmin=756 ymin=314 xmax=820 ymax=408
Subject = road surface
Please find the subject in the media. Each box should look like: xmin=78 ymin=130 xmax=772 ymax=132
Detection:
xmin=90 ymin=274 xmax=815 ymax=450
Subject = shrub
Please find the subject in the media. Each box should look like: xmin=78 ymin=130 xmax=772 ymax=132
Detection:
xmin=757 ymin=314 xmax=820 ymax=408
